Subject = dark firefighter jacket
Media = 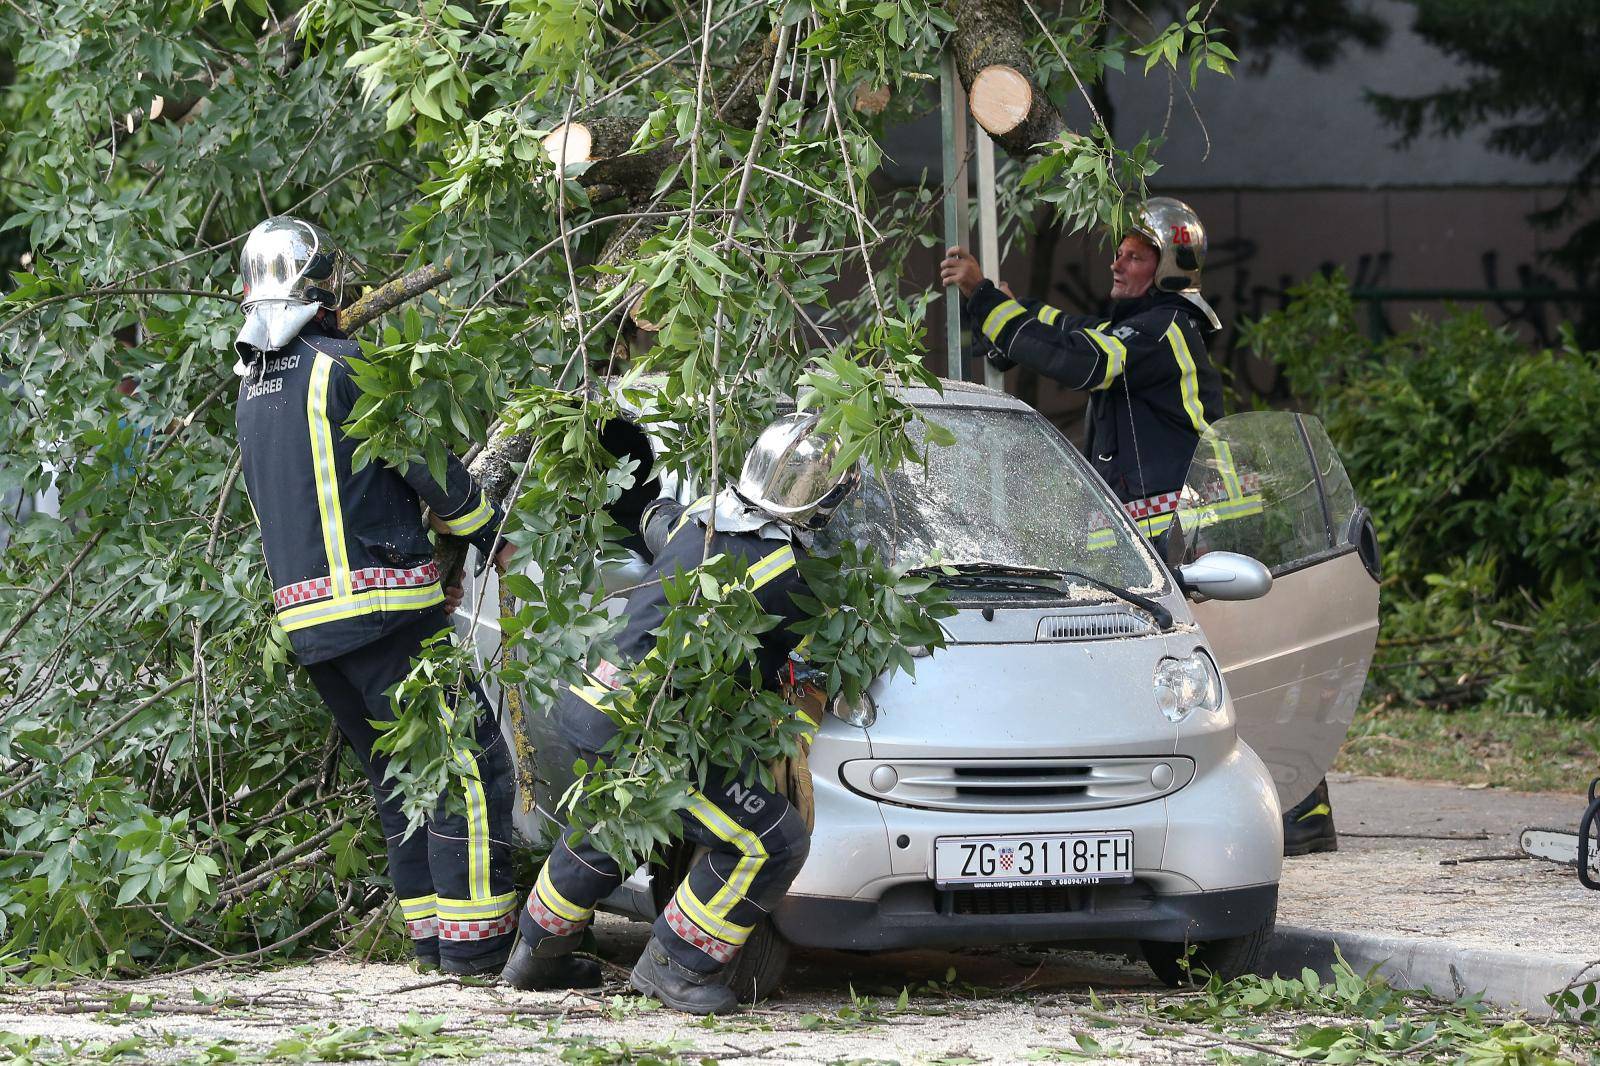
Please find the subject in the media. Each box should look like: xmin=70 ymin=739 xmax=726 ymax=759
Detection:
xmin=236 ymin=321 xmax=503 ymax=665
xmin=560 ymin=496 xmax=813 ymax=754
xmin=966 ymin=282 xmax=1223 ymax=505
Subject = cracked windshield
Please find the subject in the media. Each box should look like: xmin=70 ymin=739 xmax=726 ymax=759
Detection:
xmin=820 ymin=404 xmax=1162 ymax=594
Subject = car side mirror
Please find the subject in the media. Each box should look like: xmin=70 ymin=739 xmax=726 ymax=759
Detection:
xmin=1176 ymin=551 xmax=1272 ymax=602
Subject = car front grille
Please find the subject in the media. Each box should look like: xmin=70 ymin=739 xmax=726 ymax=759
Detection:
xmin=840 ymin=756 xmax=1194 ymax=813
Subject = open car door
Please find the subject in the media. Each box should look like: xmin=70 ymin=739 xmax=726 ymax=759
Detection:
xmin=1177 ymin=413 xmax=1381 ymax=809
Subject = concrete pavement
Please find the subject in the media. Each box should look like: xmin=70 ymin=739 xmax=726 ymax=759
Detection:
xmin=1268 ymin=773 xmax=1600 ymax=1013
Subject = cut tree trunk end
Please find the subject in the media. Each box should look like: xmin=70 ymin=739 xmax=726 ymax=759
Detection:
xmin=948 ymin=0 xmax=1069 ymax=156
xmin=969 ymin=65 xmax=1033 ymax=136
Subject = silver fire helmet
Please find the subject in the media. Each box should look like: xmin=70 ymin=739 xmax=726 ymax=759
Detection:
xmin=736 ymin=412 xmax=862 ymax=529
xmin=233 ymin=217 xmax=348 ymax=367
xmin=1131 ymin=196 xmax=1221 ymax=330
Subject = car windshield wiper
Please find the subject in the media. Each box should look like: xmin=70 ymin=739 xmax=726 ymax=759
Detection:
xmin=919 ymin=572 xmax=1070 ymax=596
xmin=911 ymin=562 xmax=1073 ymax=597
xmin=913 ymin=563 xmax=1173 ymax=629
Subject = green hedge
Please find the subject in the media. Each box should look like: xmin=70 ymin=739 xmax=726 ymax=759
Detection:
xmin=1240 ymin=274 xmax=1600 ymax=717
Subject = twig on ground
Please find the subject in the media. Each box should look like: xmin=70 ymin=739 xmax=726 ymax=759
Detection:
xmin=1342 ymin=831 xmax=1490 ymax=841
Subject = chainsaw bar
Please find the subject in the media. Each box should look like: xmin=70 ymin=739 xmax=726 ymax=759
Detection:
xmin=1520 ymin=827 xmax=1600 ymax=875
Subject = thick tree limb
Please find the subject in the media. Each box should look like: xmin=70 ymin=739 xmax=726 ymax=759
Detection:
xmin=540 ymin=32 xmax=778 ymax=200
xmin=435 ymin=424 xmax=534 ymax=586
xmin=543 ymin=117 xmax=677 ymax=200
xmin=949 ymin=0 xmax=1069 ymax=155
xmin=339 ymin=263 xmax=455 ymax=333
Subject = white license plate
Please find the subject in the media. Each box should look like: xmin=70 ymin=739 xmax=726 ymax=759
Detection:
xmin=934 ymin=831 xmax=1134 ymax=888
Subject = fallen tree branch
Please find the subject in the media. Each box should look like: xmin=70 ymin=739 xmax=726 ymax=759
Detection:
xmin=0 ymin=673 xmax=195 ymax=804
xmin=156 ymin=889 xmax=351 ymax=978
xmin=340 ymin=263 xmax=455 ymax=333
xmin=213 ymin=816 xmax=352 ymax=903
xmin=0 ymin=376 xmax=234 ymax=656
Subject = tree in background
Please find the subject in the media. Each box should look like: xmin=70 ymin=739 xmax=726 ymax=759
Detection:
xmin=1246 ymin=273 xmax=1600 ymax=718
xmin=0 ymin=0 xmax=1235 ymax=976
xmin=1370 ymin=0 xmax=1600 ymax=343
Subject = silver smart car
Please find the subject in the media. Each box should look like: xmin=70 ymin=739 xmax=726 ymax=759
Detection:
xmin=465 ymin=380 xmax=1380 ymax=994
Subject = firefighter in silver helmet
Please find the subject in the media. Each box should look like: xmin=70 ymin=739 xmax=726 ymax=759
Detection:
xmin=501 ymin=412 xmax=859 ymax=1014
xmin=232 ymin=216 xmax=521 ymax=975
xmin=941 ymin=196 xmax=1224 ymax=517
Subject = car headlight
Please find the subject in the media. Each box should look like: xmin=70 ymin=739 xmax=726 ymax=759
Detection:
xmin=829 ymin=689 xmax=877 ymax=728
xmin=1152 ymin=651 xmax=1222 ymax=723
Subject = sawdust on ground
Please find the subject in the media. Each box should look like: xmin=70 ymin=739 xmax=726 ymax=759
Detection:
xmin=0 ymin=927 xmax=1228 ymax=1065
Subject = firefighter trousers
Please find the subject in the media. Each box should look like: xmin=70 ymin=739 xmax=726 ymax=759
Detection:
xmin=520 ymin=697 xmax=810 ymax=974
xmin=304 ymin=608 xmax=517 ymax=968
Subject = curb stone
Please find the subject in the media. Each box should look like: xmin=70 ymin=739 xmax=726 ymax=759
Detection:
xmin=1264 ymin=924 xmax=1599 ymax=1016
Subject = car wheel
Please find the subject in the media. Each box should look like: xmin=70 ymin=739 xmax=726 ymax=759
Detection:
xmin=1140 ymin=913 xmax=1275 ymax=987
xmin=720 ymin=916 xmax=791 ymax=1003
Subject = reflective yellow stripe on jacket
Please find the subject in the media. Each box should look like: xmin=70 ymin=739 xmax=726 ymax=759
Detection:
xmin=1165 ymin=321 xmax=1211 ymax=434
xmin=307 ymin=354 xmax=351 ymax=597
xmin=1083 ymin=321 xmax=1127 ymax=390
xmin=278 ymin=353 xmax=444 ymax=632
xmin=981 ymin=299 xmax=1028 ymax=341
xmin=439 ymin=493 xmax=493 ymax=536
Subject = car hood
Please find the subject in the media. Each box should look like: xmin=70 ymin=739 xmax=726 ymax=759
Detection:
xmin=862 ymin=611 xmax=1218 ymax=760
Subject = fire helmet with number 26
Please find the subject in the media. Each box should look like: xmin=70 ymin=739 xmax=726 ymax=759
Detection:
xmin=1130 ymin=196 xmax=1221 ymax=330
xmin=736 ymin=412 xmax=862 ymax=530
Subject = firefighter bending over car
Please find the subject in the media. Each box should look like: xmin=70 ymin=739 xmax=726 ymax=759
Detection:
xmin=500 ymin=413 xmax=860 ymax=1014
xmin=940 ymin=196 xmax=1335 ymax=856
xmin=233 ymin=217 xmax=520 ymax=976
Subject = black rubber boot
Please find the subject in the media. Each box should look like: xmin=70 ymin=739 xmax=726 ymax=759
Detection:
xmin=500 ymin=934 xmax=603 ymax=991
xmin=413 ymin=937 xmax=440 ymax=973
xmin=1283 ymin=777 xmax=1338 ymax=856
xmin=440 ymin=934 xmax=517 ymax=977
xmin=628 ymin=937 xmax=738 ymax=1016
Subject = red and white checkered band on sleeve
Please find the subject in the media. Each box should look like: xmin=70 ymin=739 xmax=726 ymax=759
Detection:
xmin=272 ymin=562 xmax=440 ymax=609
xmin=1123 ymin=491 xmax=1182 ymax=521
xmin=592 ymin=658 xmax=623 ymax=690
xmin=662 ymin=899 xmax=738 ymax=965
xmin=526 ymin=893 xmax=587 ymax=938
xmin=406 ymin=916 xmax=439 ymax=940
xmin=438 ymin=911 xmax=517 ymax=942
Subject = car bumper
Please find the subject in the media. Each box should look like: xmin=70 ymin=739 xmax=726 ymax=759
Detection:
xmin=773 ymin=881 xmax=1278 ymax=951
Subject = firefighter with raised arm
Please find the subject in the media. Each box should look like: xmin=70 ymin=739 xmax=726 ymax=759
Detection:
xmin=500 ymin=413 xmax=860 ymax=1015
xmin=941 ymin=196 xmax=1223 ymax=527
xmin=233 ymin=217 xmax=521 ymax=975
xmin=940 ymin=198 xmax=1337 ymax=855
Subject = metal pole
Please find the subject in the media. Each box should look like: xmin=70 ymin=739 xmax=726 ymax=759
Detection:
xmin=976 ymin=128 xmax=1002 ymax=391
xmin=940 ymin=51 xmax=970 ymax=381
